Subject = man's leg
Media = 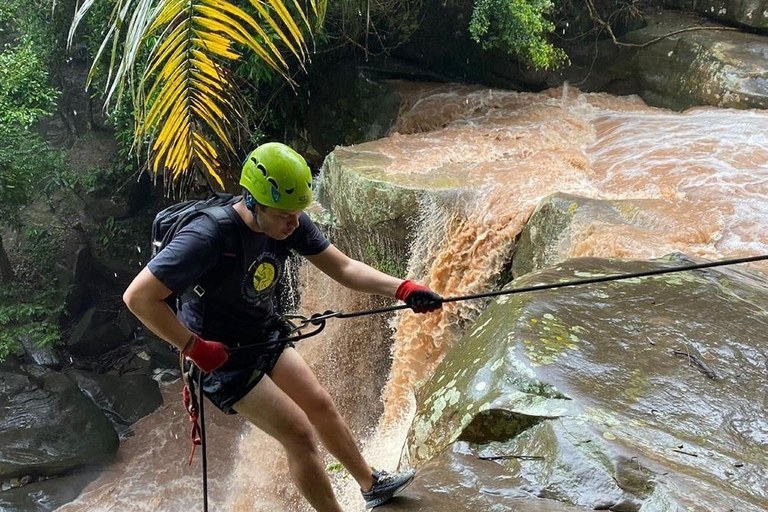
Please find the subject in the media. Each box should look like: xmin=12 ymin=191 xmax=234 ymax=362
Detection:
xmin=270 ymin=347 xmax=376 ymax=492
xmin=232 ymin=374 xmax=345 ymax=512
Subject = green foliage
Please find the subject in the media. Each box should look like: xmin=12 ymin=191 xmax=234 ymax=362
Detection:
xmin=97 ymin=216 xmax=126 ymax=248
xmin=0 ymin=128 xmax=67 ymax=221
xmin=1 ymin=0 xmax=72 ymax=67
xmin=0 ymin=0 xmax=64 ymax=218
xmin=469 ymin=0 xmax=568 ymax=70
xmin=23 ymin=226 xmax=57 ymax=269
xmin=0 ymin=40 xmax=60 ymax=129
xmin=0 ymin=282 xmax=65 ymax=360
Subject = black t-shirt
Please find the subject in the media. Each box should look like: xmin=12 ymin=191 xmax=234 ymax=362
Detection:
xmin=147 ymin=203 xmax=329 ymax=345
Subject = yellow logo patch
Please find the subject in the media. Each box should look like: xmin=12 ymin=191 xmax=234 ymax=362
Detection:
xmin=252 ymin=262 xmax=276 ymax=292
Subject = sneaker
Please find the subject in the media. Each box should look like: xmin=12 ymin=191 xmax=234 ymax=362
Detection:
xmin=361 ymin=469 xmax=416 ymax=509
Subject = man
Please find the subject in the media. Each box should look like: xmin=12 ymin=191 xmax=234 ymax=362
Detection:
xmin=123 ymin=142 xmax=443 ymax=511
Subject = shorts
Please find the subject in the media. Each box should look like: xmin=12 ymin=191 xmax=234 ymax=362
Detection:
xmin=188 ymin=327 xmax=294 ymax=415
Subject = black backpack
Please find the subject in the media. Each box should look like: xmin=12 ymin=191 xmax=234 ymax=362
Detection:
xmin=150 ymin=193 xmax=241 ymax=309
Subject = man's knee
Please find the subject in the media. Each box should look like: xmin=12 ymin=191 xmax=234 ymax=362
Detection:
xmin=283 ymin=421 xmax=319 ymax=454
xmin=303 ymin=388 xmax=339 ymax=423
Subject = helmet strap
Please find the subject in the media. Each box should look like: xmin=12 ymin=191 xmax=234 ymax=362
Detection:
xmin=243 ymin=189 xmax=256 ymax=210
xmin=242 ymin=190 xmax=265 ymax=231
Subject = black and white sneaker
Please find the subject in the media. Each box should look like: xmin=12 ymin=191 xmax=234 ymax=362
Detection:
xmin=361 ymin=469 xmax=416 ymax=509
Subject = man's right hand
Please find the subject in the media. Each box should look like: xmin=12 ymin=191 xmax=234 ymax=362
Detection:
xmin=185 ymin=335 xmax=229 ymax=373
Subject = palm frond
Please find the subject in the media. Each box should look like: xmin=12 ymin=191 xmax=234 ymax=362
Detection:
xmin=70 ymin=0 xmax=327 ymax=193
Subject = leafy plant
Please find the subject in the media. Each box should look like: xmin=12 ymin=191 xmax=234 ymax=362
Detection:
xmin=0 ymin=40 xmax=60 ymax=130
xmin=97 ymin=216 xmax=126 ymax=247
xmin=0 ymin=283 xmax=66 ymax=361
xmin=69 ymin=0 xmax=327 ymax=195
xmin=469 ymin=0 xmax=568 ymax=70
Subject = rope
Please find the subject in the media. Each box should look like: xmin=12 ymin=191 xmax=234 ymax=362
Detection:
xmin=303 ymin=254 xmax=768 ymax=323
xmin=199 ymin=369 xmax=209 ymax=512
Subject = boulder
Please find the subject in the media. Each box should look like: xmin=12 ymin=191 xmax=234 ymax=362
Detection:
xmin=67 ymin=307 xmax=127 ymax=358
xmin=0 ymin=470 xmax=101 ymax=512
xmin=65 ymin=369 xmax=162 ymax=438
xmin=406 ymin=255 xmax=768 ymax=511
xmin=0 ymin=363 xmax=119 ymax=480
xmin=619 ymin=11 xmax=768 ymax=110
xmin=19 ymin=335 xmax=60 ymax=370
xmin=663 ymin=0 xmax=768 ymax=29
xmin=319 ymin=149 xmax=422 ymax=274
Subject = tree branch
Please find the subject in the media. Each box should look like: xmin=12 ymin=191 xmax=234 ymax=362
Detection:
xmin=584 ymin=0 xmax=740 ymax=49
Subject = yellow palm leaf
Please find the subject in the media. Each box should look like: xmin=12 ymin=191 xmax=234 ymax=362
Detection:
xmin=73 ymin=0 xmax=327 ymax=192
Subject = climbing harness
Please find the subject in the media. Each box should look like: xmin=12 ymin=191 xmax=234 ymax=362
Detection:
xmin=182 ymin=253 xmax=768 ymax=510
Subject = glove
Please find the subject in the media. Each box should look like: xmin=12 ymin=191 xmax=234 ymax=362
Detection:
xmin=184 ymin=334 xmax=229 ymax=373
xmin=396 ymin=280 xmax=443 ymax=313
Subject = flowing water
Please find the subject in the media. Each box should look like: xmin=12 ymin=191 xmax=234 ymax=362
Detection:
xmin=57 ymin=86 xmax=768 ymax=511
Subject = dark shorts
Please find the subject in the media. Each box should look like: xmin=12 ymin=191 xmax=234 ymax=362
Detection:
xmin=188 ymin=328 xmax=294 ymax=415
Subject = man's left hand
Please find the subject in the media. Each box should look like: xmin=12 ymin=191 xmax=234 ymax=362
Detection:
xmin=396 ymin=280 xmax=443 ymax=313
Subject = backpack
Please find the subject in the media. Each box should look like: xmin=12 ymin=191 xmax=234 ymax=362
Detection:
xmin=150 ymin=192 xmax=241 ymax=310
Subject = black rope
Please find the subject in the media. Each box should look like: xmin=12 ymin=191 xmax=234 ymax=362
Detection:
xmin=306 ymin=254 xmax=768 ymax=322
xmin=197 ymin=369 xmax=209 ymax=512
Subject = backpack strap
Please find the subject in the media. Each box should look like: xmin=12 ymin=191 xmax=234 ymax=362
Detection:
xmin=186 ymin=205 xmax=241 ymax=300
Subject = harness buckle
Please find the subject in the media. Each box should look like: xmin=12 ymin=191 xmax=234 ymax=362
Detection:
xmin=192 ymin=284 xmax=206 ymax=297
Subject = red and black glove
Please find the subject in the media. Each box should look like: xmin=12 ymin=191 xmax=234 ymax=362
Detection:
xmin=396 ymin=280 xmax=443 ymax=313
xmin=184 ymin=334 xmax=229 ymax=373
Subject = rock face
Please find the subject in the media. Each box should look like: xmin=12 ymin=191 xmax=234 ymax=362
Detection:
xmin=620 ymin=11 xmax=768 ymax=110
xmin=663 ymin=0 xmax=768 ymax=29
xmin=0 ymin=362 xmax=119 ymax=479
xmin=405 ymin=255 xmax=768 ymax=511
xmin=66 ymin=369 xmax=162 ymax=437
xmin=511 ymin=193 xmax=725 ymax=277
xmin=318 ymin=149 xmax=423 ymax=274
xmin=383 ymin=2 xmax=768 ymax=111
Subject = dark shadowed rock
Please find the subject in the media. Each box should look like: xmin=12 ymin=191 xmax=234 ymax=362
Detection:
xmin=65 ymin=369 xmax=162 ymax=438
xmin=663 ymin=0 xmax=768 ymax=29
xmin=0 ymin=363 xmax=118 ymax=480
xmin=19 ymin=335 xmax=60 ymax=370
xmin=0 ymin=470 xmax=102 ymax=512
xmin=67 ymin=307 xmax=127 ymax=357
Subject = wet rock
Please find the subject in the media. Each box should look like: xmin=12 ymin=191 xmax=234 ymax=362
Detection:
xmin=319 ymin=149 xmax=419 ymax=273
xmin=406 ymin=255 xmax=768 ymax=511
xmin=67 ymin=307 xmax=127 ymax=358
xmin=65 ymin=369 xmax=162 ymax=438
xmin=0 ymin=470 xmax=102 ymax=512
xmin=0 ymin=363 xmax=119 ymax=480
xmin=379 ymin=443 xmax=592 ymax=511
xmin=663 ymin=0 xmax=768 ymax=29
xmin=512 ymin=192 xmax=724 ymax=277
xmin=620 ymin=11 xmax=768 ymax=110
xmin=19 ymin=335 xmax=60 ymax=370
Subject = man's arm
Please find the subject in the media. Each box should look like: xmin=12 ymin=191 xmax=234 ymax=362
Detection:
xmin=123 ymin=266 xmax=194 ymax=350
xmin=305 ymin=244 xmax=442 ymax=313
xmin=123 ymin=266 xmax=229 ymax=372
xmin=304 ymin=244 xmax=402 ymax=297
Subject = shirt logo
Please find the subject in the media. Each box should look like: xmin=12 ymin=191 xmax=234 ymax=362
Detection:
xmin=253 ymin=262 xmax=276 ymax=291
xmin=243 ymin=252 xmax=281 ymax=304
